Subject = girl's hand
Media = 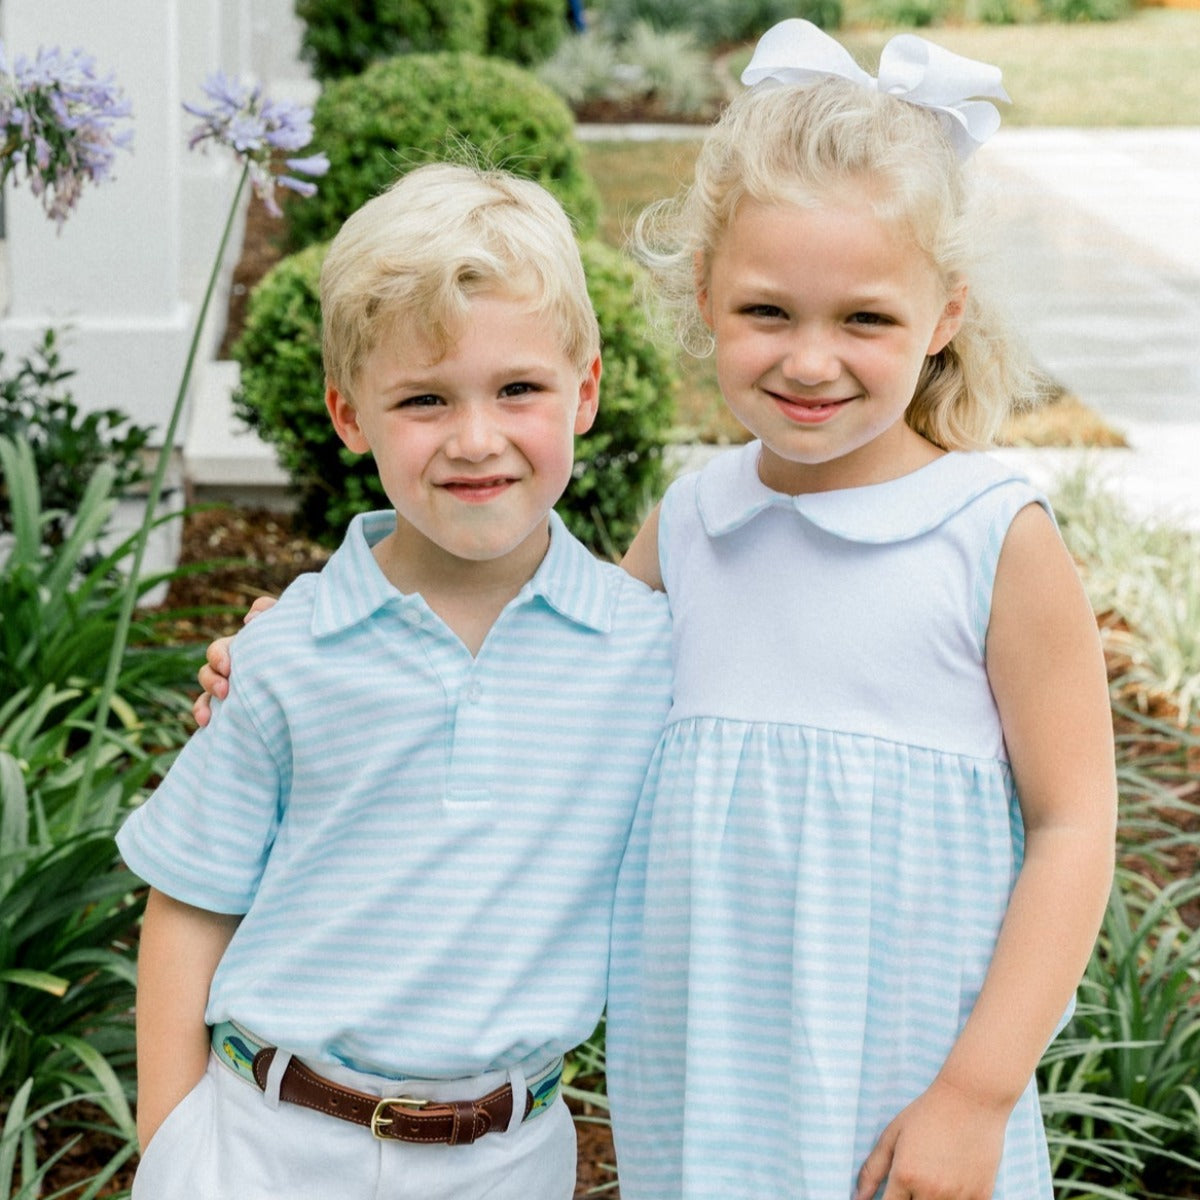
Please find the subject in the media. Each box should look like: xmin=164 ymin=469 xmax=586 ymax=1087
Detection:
xmin=854 ymin=1077 xmax=1008 ymax=1200
xmin=191 ymin=595 xmax=277 ymax=727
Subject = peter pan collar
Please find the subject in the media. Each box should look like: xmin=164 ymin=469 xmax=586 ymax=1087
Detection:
xmin=696 ymin=440 xmax=1033 ymax=544
xmin=311 ymin=510 xmax=614 ymax=638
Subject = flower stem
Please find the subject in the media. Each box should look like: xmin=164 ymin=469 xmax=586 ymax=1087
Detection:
xmin=73 ymin=163 xmax=250 ymax=831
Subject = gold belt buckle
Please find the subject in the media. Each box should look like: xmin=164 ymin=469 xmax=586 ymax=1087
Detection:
xmin=370 ymin=1095 xmax=429 ymax=1140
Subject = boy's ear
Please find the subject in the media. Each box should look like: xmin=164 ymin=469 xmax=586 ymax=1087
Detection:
xmin=326 ymin=384 xmax=370 ymax=454
xmin=694 ymin=251 xmax=714 ymax=330
xmin=574 ymin=354 xmax=602 ymax=436
xmin=928 ymin=280 xmax=968 ymax=356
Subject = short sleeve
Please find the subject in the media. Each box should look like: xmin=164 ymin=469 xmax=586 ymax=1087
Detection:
xmin=116 ymin=676 xmax=286 ymax=914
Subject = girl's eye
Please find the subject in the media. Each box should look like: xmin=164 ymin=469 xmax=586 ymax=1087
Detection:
xmin=848 ymin=312 xmax=892 ymax=327
xmin=741 ymin=303 xmax=787 ymax=320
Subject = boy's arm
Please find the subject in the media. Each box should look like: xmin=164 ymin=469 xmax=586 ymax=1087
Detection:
xmin=136 ymin=888 xmax=241 ymax=1151
xmin=856 ymin=504 xmax=1116 ymax=1200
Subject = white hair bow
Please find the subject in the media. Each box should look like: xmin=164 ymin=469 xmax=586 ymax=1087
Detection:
xmin=740 ymin=19 xmax=1009 ymax=160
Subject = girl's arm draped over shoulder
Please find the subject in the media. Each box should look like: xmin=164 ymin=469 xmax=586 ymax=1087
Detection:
xmin=135 ymin=889 xmax=240 ymax=1151
xmin=192 ymin=594 xmax=278 ymax=727
xmin=856 ymin=503 xmax=1117 ymax=1200
xmin=620 ymin=502 xmax=664 ymax=592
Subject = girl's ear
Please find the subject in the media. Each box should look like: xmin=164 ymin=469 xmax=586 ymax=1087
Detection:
xmin=574 ymin=354 xmax=602 ymax=436
xmin=326 ymin=384 xmax=370 ymax=454
xmin=928 ymin=281 xmax=968 ymax=356
xmin=694 ymin=250 xmax=715 ymax=330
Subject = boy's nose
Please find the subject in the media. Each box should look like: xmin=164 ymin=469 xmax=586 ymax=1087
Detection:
xmin=447 ymin=406 xmax=506 ymax=461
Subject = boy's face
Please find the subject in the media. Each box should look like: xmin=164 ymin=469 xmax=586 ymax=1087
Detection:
xmin=327 ymin=291 xmax=599 ymax=584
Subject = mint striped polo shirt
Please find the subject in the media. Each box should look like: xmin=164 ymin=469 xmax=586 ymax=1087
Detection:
xmin=118 ymin=509 xmax=671 ymax=1079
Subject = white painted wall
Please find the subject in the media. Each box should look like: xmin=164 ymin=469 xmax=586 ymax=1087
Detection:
xmin=0 ymin=0 xmax=312 ymax=444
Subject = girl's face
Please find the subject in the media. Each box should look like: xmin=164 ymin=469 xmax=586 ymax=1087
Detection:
xmin=699 ymin=195 xmax=964 ymax=495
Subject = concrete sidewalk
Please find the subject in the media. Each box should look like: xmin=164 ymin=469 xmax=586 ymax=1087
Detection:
xmin=188 ymin=125 xmax=1200 ymax=532
xmin=973 ymin=128 xmax=1200 ymax=530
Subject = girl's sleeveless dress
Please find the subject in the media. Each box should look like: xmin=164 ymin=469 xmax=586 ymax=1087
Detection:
xmin=608 ymin=443 xmax=1061 ymax=1200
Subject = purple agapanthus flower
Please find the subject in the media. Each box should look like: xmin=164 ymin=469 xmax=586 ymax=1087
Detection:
xmin=184 ymin=71 xmax=328 ymax=217
xmin=0 ymin=40 xmax=133 ymax=228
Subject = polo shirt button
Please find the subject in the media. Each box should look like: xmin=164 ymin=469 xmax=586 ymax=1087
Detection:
xmin=466 ymin=681 xmax=482 ymax=703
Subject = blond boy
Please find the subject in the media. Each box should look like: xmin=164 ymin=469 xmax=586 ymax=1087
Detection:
xmin=118 ymin=164 xmax=671 ymax=1200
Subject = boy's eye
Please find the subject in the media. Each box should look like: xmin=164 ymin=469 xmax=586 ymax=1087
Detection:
xmin=397 ymin=394 xmax=443 ymax=408
xmin=500 ymin=381 xmax=539 ymax=398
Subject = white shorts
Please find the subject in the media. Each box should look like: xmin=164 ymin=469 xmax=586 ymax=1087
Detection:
xmin=132 ymin=1052 xmax=577 ymax=1200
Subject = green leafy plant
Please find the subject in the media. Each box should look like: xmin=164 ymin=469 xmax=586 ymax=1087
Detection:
xmin=1053 ymin=471 xmax=1200 ymax=724
xmin=0 ymin=438 xmax=198 ymax=811
xmin=486 ymin=0 xmax=567 ymax=66
xmin=294 ymin=0 xmax=489 ymax=80
xmin=591 ymin=0 xmax=841 ymax=45
xmin=232 ymin=238 xmax=676 ymax=556
xmin=1039 ymin=870 xmax=1200 ymax=1194
xmin=857 ymin=0 xmax=950 ymax=26
xmin=0 ymin=329 xmax=151 ymax=544
xmin=283 ymin=51 xmax=600 ymax=253
xmin=1037 ymin=0 xmax=1132 ymax=21
xmin=0 ymin=833 xmax=143 ymax=1199
xmin=542 ymin=22 xmax=722 ymax=120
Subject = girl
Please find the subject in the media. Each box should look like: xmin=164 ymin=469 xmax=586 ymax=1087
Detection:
xmin=605 ymin=20 xmax=1116 ymax=1200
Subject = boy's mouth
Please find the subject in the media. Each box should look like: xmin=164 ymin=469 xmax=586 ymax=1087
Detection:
xmin=439 ymin=476 xmax=516 ymax=502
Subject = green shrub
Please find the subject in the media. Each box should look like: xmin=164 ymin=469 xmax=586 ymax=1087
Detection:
xmin=539 ymin=23 xmax=721 ymax=120
xmin=591 ymin=0 xmax=840 ymax=45
xmin=1038 ymin=0 xmax=1131 ymax=20
xmin=294 ymin=0 xmax=488 ymax=80
xmin=232 ymin=239 xmax=676 ymax=556
xmin=0 ymin=330 xmax=151 ymax=545
xmin=486 ymin=0 xmax=566 ymax=65
xmin=857 ymin=0 xmax=948 ymax=26
xmin=283 ymin=52 xmax=600 ymax=252
xmin=537 ymin=31 xmax=622 ymax=106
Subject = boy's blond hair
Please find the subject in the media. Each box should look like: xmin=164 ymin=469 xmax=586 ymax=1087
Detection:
xmin=321 ymin=162 xmax=601 ymax=399
xmin=635 ymin=79 xmax=1041 ymax=449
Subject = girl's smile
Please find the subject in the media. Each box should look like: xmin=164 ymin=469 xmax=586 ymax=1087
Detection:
xmin=698 ymin=194 xmax=965 ymax=495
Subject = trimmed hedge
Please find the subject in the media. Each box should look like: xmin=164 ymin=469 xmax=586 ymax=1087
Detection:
xmin=284 ymin=52 xmax=600 ymax=252
xmin=295 ymin=0 xmax=488 ymax=80
xmin=295 ymin=0 xmax=565 ymax=79
xmin=232 ymin=240 xmax=676 ymax=556
xmin=486 ymin=0 xmax=567 ymax=66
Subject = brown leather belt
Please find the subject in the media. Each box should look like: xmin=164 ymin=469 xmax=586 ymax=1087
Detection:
xmin=249 ymin=1047 xmax=534 ymax=1145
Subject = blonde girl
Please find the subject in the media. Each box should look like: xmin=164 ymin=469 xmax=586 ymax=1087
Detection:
xmin=606 ymin=21 xmax=1116 ymax=1200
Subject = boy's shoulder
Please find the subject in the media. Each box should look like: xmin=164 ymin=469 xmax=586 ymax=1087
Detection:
xmin=224 ymin=571 xmax=323 ymax=668
xmin=544 ymin=515 xmax=669 ymax=638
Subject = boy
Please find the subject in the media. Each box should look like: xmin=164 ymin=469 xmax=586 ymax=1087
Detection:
xmin=117 ymin=163 xmax=671 ymax=1200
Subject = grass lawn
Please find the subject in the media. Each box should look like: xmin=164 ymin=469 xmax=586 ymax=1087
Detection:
xmin=834 ymin=9 xmax=1200 ymax=127
xmin=583 ymin=9 xmax=1197 ymax=444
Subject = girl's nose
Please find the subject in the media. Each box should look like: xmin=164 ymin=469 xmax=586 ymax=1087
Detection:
xmin=781 ymin=329 xmax=839 ymax=386
xmin=447 ymin=405 xmax=506 ymax=461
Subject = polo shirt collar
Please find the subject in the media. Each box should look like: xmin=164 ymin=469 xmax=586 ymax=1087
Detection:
xmin=311 ymin=509 xmax=613 ymax=638
xmin=696 ymin=440 xmax=1029 ymax=545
